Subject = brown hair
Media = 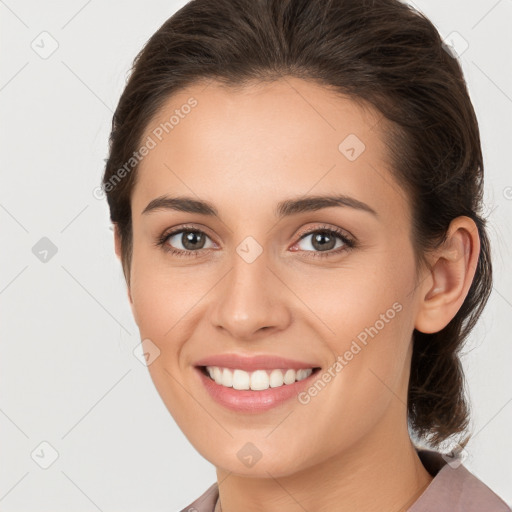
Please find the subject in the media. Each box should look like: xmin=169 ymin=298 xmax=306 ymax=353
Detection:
xmin=102 ymin=0 xmax=492 ymax=448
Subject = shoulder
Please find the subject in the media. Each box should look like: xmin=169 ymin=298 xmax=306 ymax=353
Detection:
xmin=409 ymin=449 xmax=511 ymax=512
xmin=178 ymin=482 xmax=219 ymax=512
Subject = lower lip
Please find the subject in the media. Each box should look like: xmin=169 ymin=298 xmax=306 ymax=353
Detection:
xmin=195 ymin=366 xmax=320 ymax=413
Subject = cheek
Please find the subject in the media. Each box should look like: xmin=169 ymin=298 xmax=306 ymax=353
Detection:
xmin=130 ymin=271 xmax=171 ymax=339
xmin=129 ymin=239 xmax=192 ymax=339
xmin=128 ymin=257 xmax=204 ymax=424
xmin=289 ymin=241 xmax=414 ymax=340
xmin=128 ymin=249 xmax=214 ymax=375
xmin=290 ymin=246 xmax=416 ymax=408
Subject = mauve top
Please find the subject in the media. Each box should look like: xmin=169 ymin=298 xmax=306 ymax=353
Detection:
xmin=179 ymin=449 xmax=511 ymax=511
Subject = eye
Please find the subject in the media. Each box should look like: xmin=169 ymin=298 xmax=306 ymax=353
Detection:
xmin=155 ymin=223 xmax=356 ymax=259
xmin=156 ymin=224 xmax=216 ymax=257
xmin=291 ymin=224 xmax=355 ymax=258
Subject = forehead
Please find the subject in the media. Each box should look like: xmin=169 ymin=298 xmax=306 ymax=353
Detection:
xmin=132 ymin=77 xmax=407 ymax=224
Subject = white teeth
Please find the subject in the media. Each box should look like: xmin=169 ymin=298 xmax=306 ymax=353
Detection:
xmin=283 ymin=369 xmax=296 ymax=385
xmin=222 ymin=368 xmax=233 ymax=387
xmin=205 ymin=366 xmax=314 ymax=390
xmin=233 ymin=369 xmax=250 ymax=390
xmin=212 ymin=367 xmax=222 ymax=385
xmin=269 ymin=369 xmax=284 ymax=387
xmin=249 ymin=370 xmax=269 ymax=390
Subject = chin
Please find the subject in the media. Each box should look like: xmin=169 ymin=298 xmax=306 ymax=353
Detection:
xmin=205 ymin=446 xmax=308 ymax=478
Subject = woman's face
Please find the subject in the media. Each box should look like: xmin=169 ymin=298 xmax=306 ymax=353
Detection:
xmin=120 ymin=77 xmax=426 ymax=476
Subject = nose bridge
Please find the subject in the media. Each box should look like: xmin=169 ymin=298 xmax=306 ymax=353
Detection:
xmin=210 ymin=237 xmax=290 ymax=338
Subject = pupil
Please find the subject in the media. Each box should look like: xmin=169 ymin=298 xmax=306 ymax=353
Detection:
xmin=313 ymin=231 xmax=335 ymax=251
xmin=183 ymin=231 xmax=204 ymax=250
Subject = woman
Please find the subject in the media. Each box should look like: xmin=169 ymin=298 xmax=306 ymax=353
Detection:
xmin=102 ymin=0 xmax=511 ymax=510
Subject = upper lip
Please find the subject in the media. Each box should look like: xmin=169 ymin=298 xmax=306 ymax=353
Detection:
xmin=194 ymin=353 xmax=321 ymax=372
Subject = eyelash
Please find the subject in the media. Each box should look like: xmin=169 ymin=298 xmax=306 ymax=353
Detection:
xmin=155 ymin=223 xmax=356 ymax=259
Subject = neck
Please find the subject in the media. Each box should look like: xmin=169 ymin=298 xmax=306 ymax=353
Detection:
xmin=214 ymin=409 xmax=433 ymax=512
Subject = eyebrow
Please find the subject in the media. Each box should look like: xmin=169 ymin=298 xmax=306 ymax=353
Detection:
xmin=141 ymin=194 xmax=378 ymax=218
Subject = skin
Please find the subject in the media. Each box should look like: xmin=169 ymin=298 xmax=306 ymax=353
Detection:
xmin=114 ymin=77 xmax=480 ymax=512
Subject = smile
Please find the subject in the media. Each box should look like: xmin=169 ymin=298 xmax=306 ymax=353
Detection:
xmin=195 ymin=365 xmax=322 ymax=413
xmin=203 ymin=366 xmax=317 ymax=390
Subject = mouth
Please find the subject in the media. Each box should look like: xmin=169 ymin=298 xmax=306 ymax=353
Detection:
xmin=194 ymin=364 xmax=323 ymax=413
xmin=197 ymin=365 xmax=322 ymax=391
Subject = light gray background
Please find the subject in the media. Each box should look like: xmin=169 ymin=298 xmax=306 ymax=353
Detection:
xmin=1 ymin=1 xmax=511 ymax=510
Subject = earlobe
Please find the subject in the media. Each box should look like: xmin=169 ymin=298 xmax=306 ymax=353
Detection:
xmin=414 ymin=217 xmax=479 ymax=334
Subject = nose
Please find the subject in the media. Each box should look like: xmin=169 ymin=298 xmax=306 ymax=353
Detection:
xmin=209 ymin=247 xmax=292 ymax=340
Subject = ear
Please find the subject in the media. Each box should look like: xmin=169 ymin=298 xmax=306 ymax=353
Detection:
xmin=113 ymin=223 xmax=134 ymax=306
xmin=414 ymin=216 xmax=480 ymax=334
